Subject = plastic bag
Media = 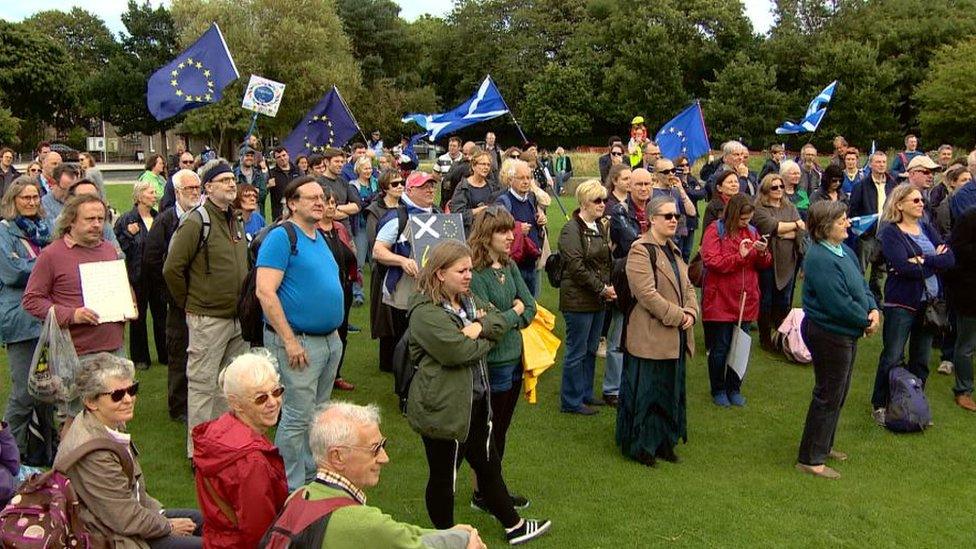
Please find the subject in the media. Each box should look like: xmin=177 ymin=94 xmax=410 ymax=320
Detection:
xmin=28 ymin=307 xmax=80 ymax=408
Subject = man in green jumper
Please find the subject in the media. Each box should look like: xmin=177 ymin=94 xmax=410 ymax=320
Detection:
xmin=287 ymin=401 xmax=486 ymax=548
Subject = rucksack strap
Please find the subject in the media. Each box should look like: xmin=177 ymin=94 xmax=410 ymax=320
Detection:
xmin=56 ymin=439 xmax=135 ymax=483
xmin=202 ymin=476 xmax=238 ymax=527
xmin=263 ymin=490 xmax=359 ymax=547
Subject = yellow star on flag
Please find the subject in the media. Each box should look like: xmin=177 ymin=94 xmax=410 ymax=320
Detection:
xmin=175 ymin=90 xmax=183 ymax=96
xmin=178 ymin=62 xmax=185 ymax=69
xmin=186 ymin=57 xmax=194 ymax=65
xmin=171 ymin=80 xmax=178 ymax=87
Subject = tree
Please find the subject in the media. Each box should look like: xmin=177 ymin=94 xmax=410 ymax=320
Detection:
xmin=915 ymin=38 xmax=976 ymax=147
xmin=0 ymin=105 xmax=22 ymax=147
xmin=703 ymin=52 xmax=789 ymax=147
xmin=521 ymin=63 xmax=592 ymax=138
xmin=336 ymin=0 xmax=408 ymax=85
xmin=0 ymin=21 xmax=72 ymax=133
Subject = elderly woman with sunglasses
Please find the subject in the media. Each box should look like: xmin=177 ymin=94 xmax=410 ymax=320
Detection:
xmin=871 ymin=184 xmax=955 ymax=425
xmin=365 ymin=169 xmax=405 ymax=371
xmin=54 ymin=353 xmax=204 ymax=548
xmin=752 ymin=173 xmax=805 ymax=350
xmin=192 ymin=351 xmax=288 ymax=549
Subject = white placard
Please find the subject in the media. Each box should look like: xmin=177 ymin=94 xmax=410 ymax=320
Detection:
xmin=79 ymin=260 xmax=137 ymax=323
xmin=241 ymin=74 xmax=286 ymax=117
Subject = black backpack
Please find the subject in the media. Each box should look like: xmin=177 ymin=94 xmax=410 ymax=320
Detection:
xmin=239 ymin=223 xmax=302 ymax=344
xmin=391 ymin=328 xmax=416 ymax=414
xmin=543 ymin=252 xmax=562 ymax=288
xmin=610 ymin=243 xmax=658 ymax=349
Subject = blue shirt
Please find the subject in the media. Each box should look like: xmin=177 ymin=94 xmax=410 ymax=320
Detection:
xmin=908 ymin=231 xmax=940 ymax=297
xmin=256 ymin=224 xmax=343 ymax=334
xmin=244 ymin=212 xmax=265 ymax=242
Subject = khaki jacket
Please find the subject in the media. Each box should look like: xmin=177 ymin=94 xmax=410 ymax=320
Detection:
xmin=53 ymin=411 xmax=170 ymax=548
xmin=624 ymin=234 xmax=699 ymax=360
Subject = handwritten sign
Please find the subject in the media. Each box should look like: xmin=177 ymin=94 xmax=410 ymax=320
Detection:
xmin=79 ymin=260 xmax=137 ymax=323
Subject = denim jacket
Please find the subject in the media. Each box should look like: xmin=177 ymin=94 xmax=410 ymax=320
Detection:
xmin=0 ymin=219 xmax=43 ymax=343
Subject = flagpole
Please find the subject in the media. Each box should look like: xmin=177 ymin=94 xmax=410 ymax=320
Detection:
xmin=486 ymin=75 xmax=528 ymax=144
xmin=332 ymin=85 xmax=369 ymax=145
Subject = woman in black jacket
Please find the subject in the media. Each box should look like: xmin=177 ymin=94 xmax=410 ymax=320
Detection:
xmin=114 ymin=181 xmax=167 ymax=370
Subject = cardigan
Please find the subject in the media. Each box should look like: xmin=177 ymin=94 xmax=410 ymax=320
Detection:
xmin=801 ymin=242 xmax=877 ymax=338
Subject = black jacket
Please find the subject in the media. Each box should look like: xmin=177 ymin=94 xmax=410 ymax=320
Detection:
xmin=115 ymin=206 xmax=158 ymax=289
xmin=143 ymin=206 xmax=182 ymax=305
xmin=949 ymin=208 xmax=976 ymax=315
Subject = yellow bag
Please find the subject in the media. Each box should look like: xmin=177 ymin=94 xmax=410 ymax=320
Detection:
xmin=521 ymin=304 xmax=561 ymax=404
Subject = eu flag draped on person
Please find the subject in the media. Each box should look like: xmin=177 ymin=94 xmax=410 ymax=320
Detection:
xmin=281 ymin=86 xmax=361 ymax=157
xmin=402 ymin=76 xmax=510 ymax=140
xmin=775 ymin=80 xmax=838 ymax=135
xmin=655 ymin=101 xmax=711 ymax=162
xmin=146 ymin=23 xmax=239 ymax=121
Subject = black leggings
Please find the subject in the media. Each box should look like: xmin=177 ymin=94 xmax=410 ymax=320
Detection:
xmin=421 ymin=397 xmax=520 ymax=529
xmin=489 ymin=381 xmax=522 ymax=461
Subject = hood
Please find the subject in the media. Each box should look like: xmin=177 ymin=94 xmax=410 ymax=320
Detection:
xmin=191 ymin=412 xmax=278 ymax=475
xmin=407 ymin=291 xmax=434 ymax=317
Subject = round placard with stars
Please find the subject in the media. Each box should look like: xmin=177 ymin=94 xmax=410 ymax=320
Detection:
xmin=170 ymin=56 xmax=216 ymax=104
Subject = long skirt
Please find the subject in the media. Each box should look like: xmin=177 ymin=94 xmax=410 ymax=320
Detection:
xmin=615 ymin=342 xmax=687 ymax=460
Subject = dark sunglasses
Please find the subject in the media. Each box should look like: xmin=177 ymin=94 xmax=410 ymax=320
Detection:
xmin=768 ymin=184 xmax=784 ymax=191
xmin=658 ymin=168 xmax=677 ymax=175
xmin=253 ymin=386 xmax=285 ymax=405
xmin=591 ymin=197 xmax=606 ymax=205
xmin=28 ymin=168 xmax=41 ymax=173
xmin=388 ymin=180 xmax=404 ymax=188
xmin=654 ymin=212 xmax=682 ymax=221
xmin=907 ymin=197 xmax=925 ymax=204
xmin=100 ymin=382 xmax=139 ymax=402
xmin=180 ymin=160 xmax=194 ymax=165
xmin=611 ymin=152 xmax=623 ymax=157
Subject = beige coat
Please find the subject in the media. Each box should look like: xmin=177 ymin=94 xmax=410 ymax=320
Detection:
xmin=624 ymin=234 xmax=699 ymax=360
xmin=53 ymin=411 xmax=171 ymax=549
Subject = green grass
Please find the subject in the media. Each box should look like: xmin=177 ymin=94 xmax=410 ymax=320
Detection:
xmin=2 ymin=184 xmax=974 ymax=547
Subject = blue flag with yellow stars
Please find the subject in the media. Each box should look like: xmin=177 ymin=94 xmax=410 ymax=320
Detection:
xmin=146 ymin=23 xmax=240 ymax=121
xmin=281 ymin=86 xmax=361 ymax=156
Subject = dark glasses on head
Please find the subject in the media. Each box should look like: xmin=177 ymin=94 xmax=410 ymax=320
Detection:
xmin=101 ymin=382 xmax=139 ymax=402
xmin=654 ymin=213 xmax=682 ymax=221
xmin=253 ymin=386 xmax=285 ymax=405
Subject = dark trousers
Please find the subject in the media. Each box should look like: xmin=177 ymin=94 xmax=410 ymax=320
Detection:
xmin=166 ymin=305 xmax=189 ymax=421
xmin=857 ymin=235 xmax=885 ymax=304
xmin=378 ymin=307 xmax=408 ymax=372
xmin=130 ymin=284 xmax=168 ymax=365
xmin=872 ymin=306 xmax=933 ymax=409
xmin=797 ymin=319 xmax=857 ymax=466
xmin=681 ymin=225 xmax=696 ymax=263
xmin=940 ymin=305 xmax=957 ymax=363
xmin=270 ymin=184 xmax=284 ymax=222
xmin=421 ymin=397 xmax=519 ymax=530
xmin=952 ymin=314 xmax=976 ymax=396
xmin=703 ymin=321 xmax=750 ymax=396
xmin=488 ymin=365 xmax=523 ymax=461
xmin=759 ymin=267 xmax=796 ymax=346
xmin=336 ymin=284 xmax=353 ymax=378
xmin=147 ymin=508 xmax=203 ymax=548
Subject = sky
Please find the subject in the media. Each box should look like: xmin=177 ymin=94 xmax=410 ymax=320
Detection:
xmin=1 ymin=0 xmax=776 ymax=36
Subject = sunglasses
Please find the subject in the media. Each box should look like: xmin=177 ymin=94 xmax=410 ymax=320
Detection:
xmin=768 ymin=184 xmax=784 ymax=191
xmin=100 ymin=382 xmax=139 ymax=402
xmin=907 ymin=197 xmax=925 ymax=204
xmin=252 ymin=386 xmax=285 ymax=405
xmin=181 ymin=160 xmax=194 ymax=165
xmin=338 ymin=437 xmax=388 ymax=457
xmin=388 ymin=180 xmax=404 ymax=188
xmin=591 ymin=197 xmax=606 ymax=205
xmin=611 ymin=152 xmax=623 ymax=157
xmin=658 ymin=168 xmax=677 ymax=175
xmin=29 ymin=168 xmax=41 ymax=174
xmin=654 ymin=213 xmax=682 ymax=221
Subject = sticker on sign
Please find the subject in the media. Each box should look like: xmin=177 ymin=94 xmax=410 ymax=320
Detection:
xmin=242 ymin=75 xmax=286 ymax=117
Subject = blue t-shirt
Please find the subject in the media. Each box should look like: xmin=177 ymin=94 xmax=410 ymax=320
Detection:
xmin=908 ymin=231 xmax=940 ymax=297
xmin=244 ymin=212 xmax=266 ymax=242
xmin=256 ymin=224 xmax=344 ymax=335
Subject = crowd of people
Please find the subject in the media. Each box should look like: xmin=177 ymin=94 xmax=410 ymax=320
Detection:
xmin=0 ymin=127 xmax=974 ymax=545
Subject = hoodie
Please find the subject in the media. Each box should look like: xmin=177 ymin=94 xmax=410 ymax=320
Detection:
xmin=192 ymin=413 xmax=288 ymax=549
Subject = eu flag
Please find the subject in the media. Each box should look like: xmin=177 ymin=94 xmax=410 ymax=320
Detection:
xmin=655 ymin=102 xmax=711 ymax=162
xmin=146 ymin=23 xmax=239 ymax=121
xmin=281 ymin=86 xmax=361 ymax=156
xmin=402 ymin=76 xmax=510 ymax=140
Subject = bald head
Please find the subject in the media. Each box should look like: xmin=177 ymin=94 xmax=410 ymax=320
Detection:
xmin=41 ymin=151 xmax=62 ymax=180
xmin=631 ymin=168 xmax=653 ymax=185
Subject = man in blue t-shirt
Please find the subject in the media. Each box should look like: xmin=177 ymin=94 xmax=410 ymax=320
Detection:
xmin=256 ymin=175 xmax=345 ymax=490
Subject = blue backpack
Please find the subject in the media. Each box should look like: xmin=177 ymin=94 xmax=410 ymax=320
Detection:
xmin=884 ymin=366 xmax=931 ymax=433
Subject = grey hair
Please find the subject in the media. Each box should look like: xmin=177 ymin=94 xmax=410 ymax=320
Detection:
xmin=967 ymin=149 xmax=976 ymax=171
xmin=309 ymin=401 xmax=381 ymax=461
xmin=498 ymin=158 xmax=529 ymax=188
xmin=197 ymin=158 xmax=231 ymax=181
xmin=1 ymin=176 xmax=46 ymax=221
xmin=779 ymin=159 xmax=801 ymax=176
xmin=219 ymin=348 xmax=280 ymax=400
xmin=723 ymin=140 xmax=747 ymax=156
xmin=172 ymin=168 xmax=200 ymax=191
xmin=77 ymin=352 xmax=135 ymax=405
xmin=131 ymin=180 xmax=153 ymax=203
xmin=938 ymin=144 xmax=953 ymax=154
xmin=647 ymin=196 xmax=673 ymax=216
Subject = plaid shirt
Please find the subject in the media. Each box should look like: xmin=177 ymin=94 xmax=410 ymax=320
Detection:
xmin=315 ymin=470 xmax=366 ymax=504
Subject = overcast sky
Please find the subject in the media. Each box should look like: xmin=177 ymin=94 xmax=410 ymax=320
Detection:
xmin=2 ymin=0 xmax=775 ymax=36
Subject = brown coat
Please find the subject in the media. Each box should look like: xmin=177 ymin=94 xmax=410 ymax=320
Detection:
xmin=624 ymin=234 xmax=699 ymax=360
xmin=53 ymin=411 xmax=171 ymax=549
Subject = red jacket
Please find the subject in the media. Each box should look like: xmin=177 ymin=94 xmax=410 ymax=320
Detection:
xmin=192 ymin=413 xmax=288 ymax=549
xmin=700 ymin=222 xmax=772 ymax=322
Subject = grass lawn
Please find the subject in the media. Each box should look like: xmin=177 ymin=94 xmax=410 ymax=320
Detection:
xmin=1 ymin=183 xmax=973 ymax=547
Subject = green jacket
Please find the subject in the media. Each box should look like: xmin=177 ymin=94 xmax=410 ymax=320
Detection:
xmin=406 ymin=292 xmax=507 ymax=442
xmin=307 ymin=482 xmax=468 ymax=549
xmin=558 ymin=210 xmax=612 ymax=312
xmin=469 ymin=261 xmax=536 ymax=368
xmin=162 ymin=198 xmax=248 ymax=317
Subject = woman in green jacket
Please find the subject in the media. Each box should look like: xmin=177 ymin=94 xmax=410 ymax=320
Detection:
xmin=406 ymin=239 xmax=551 ymax=545
xmin=468 ymin=207 xmax=536 ymax=511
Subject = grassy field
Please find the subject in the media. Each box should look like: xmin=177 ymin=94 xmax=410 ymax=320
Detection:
xmin=1 ymin=183 xmax=973 ymax=547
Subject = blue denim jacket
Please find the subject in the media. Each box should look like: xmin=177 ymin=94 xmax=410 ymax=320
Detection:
xmin=0 ymin=220 xmax=43 ymax=343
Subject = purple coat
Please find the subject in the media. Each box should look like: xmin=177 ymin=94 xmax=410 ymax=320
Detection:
xmin=0 ymin=422 xmax=21 ymax=505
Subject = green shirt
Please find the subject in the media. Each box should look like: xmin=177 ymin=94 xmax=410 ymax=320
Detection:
xmin=470 ymin=261 xmax=537 ymax=367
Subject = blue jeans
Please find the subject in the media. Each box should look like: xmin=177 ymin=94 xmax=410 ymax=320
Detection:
xmin=759 ymin=268 xmax=795 ymax=312
xmin=352 ymin=228 xmax=368 ymax=302
xmin=681 ymin=226 xmax=696 ymax=263
xmin=560 ymin=310 xmax=605 ymax=411
xmin=148 ymin=509 xmax=204 ymax=548
xmin=488 ymin=362 xmax=523 ymax=393
xmin=871 ymin=306 xmax=933 ymax=409
xmin=953 ymin=314 xmax=976 ymax=396
xmin=3 ymin=338 xmax=45 ymax=456
xmin=266 ymin=327 xmax=342 ymax=490
xmin=703 ymin=321 xmax=751 ymax=396
xmin=603 ymin=308 xmax=624 ymax=396
xmin=519 ymin=266 xmax=540 ymax=298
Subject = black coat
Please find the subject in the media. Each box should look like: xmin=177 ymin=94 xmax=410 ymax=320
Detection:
xmin=142 ymin=206 xmax=181 ymax=305
xmin=115 ymin=206 xmax=158 ymax=287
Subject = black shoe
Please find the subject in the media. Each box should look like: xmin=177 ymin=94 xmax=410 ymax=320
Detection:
xmin=655 ymin=444 xmax=680 ymax=463
xmin=602 ymin=393 xmax=619 ymax=408
xmin=510 ymin=492 xmax=530 ymax=509
xmin=561 ymin=405 xmax=598 ymax=416
xmin=636 ymin=450 xmax=657 ymax=467
xmin=471 ymin=492 xmax=531 ymax=513
xmin=506 ymin=518 xmax=552 ymax=545
xmin=584 ymin=398 xmax=606 ymax=407
xmin=347 ymin=323 xmax=362 ymax=333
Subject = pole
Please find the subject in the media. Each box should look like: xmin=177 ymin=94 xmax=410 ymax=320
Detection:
xmin=509 ymin=112 xmax=529 ymax=145
xmin=244 ymin=112 xmax=259 ymax=142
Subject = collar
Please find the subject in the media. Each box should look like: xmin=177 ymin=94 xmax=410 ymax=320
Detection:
xmin=401 ymin=193 xmax=433 ymax=213
xmin=872 ymin=174 xmax=887 ymax=185
xmin=176 ymin=202 xmax=188 ymax=217
xmin=820 ymin=240 xmax=844 ymax=257
xmin=63 ymin=234 xmax=100 ymax=249
xmin=509 ymin=188 xmax=529 ymax=202
xmin=315 ymin=470 xmax=366 ymax=504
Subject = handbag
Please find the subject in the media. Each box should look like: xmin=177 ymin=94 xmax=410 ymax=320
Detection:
xmin=510 ymin=221 xmax=541 ymax=264
xmin=921 ymin=288 xmax=949 ymax=333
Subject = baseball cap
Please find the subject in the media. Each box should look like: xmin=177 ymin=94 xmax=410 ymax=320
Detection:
xmin=907 ymin=155 xmax=938 ymax=171
xmin=406 ymin=171 xmax=436 ymax=188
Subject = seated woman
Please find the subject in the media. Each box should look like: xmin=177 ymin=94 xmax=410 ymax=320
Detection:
xmin=53 ymin=352 xmax=203 ymax=547
xmin=192 ymin=350 xmax=288 ymax=548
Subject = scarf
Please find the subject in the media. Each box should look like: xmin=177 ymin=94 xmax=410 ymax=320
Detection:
xmin=15 ymin=215 xmax=52 ymax=250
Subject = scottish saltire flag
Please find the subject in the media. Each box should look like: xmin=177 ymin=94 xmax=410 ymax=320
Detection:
xmin=655 ymin=102 xmax=711 ymax=161
xmin=849 ymin=214 xmax=878 ymax=236
xmin=775 ymin=81 xmax=838 ymax=135
xmin=402 ymin=76 xmax=509 ymax=140
xmin=147 ymin=23 xmax=239 ymax=121
xmin=281 ymin=86 xmax=361 ymax=156
xmin=401 ymin=132 xmax=428 ymax=165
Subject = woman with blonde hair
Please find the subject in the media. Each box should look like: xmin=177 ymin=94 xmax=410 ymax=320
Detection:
xmin=406 ymin=239 xmax=551 ymax=544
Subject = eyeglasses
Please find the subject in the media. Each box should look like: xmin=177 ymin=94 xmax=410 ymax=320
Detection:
xmin=610 ymin=152 xmax=623 ymax=157
xmin=591 ymin=197 xmax=606 ymax=205
xmin=180 ymin=160 xmax=194 ymax=165
xmin=654 ymin=213 xmax=682 ymax=221
xmin=337 ymin=437 xmax=388 ymax=457
xmin=100 ymin=382 xmax=139 ymax=402
xmin=657 ymin=168 xmax=677 ymax=175
xmin=211 ymin=175 xmax=236 ymax=185
xmin=298 ymin=193 xmax=326 ymax=202
xmin=388 ymin=180 xmax=404 ymax=188
xmin=768 ymin=184 xmax=784 ymax=191
xmin=181 ymin=185 xmax=202 ymax=193
xmin=28 ymin=168 xmax=41 ymax=174
xmin=252 ymin=386 xmax=285 ymax=405
xmin=906 ymin=197 xmax=925 ymax=204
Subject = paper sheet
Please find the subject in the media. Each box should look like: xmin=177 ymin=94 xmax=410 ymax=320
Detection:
xmin=79 ymin=259 xmax=136 ymax=323
xmin=726 ymin=325 xmax=752 ymax=381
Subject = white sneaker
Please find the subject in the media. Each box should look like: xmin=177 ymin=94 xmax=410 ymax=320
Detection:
xmin=937 ymin=361 xmax=954 ymax=375
xmin=596 ymin=337 xmax=607 ymax=358
xmin=872 ymin=408 xmax=886 ymax=426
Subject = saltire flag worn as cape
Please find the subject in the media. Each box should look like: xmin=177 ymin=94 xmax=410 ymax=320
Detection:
xmin=775 ymin=81 xmax=838 ymax=135
xmin=655 ymin=101 xmax=711 ymax=162
xmin=147 ymin=23 xmax=239 ymax=121
xmin=402 ymin=76 xmax=510 ymax=140
xmin=281 ymin=86 xmax=361 ymax=157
